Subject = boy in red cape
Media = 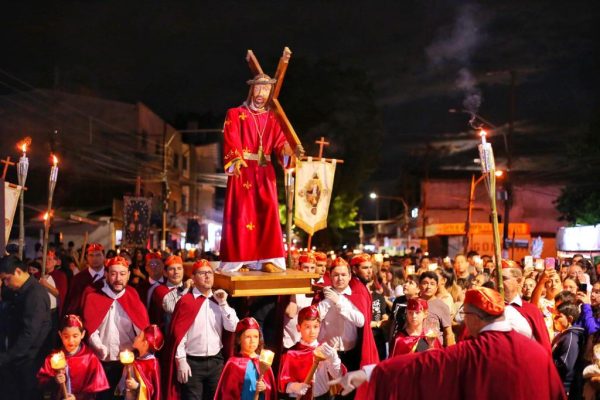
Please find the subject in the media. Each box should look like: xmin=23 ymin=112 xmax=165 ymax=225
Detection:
xmin=82 ymin=256 xmax=149 ymax=400
xmin=331 ymin=287 xmax=566 ymax=400
xmin=392 ymin=298 xmax=442 ymax=356
xmin=279 ymin=305 xmax=346 ymax=399
xmin=312 ymin=256 xmax=379 ymax=399
xmin=38 ymin=314 xmax=109 ymax=400
xmin=116 ymin=324 xmax=163 ymax=400
xmin=163 ymin=259 xmax=238 ymax=400
xmin=214 ymin=317 xmax=277 ymax=400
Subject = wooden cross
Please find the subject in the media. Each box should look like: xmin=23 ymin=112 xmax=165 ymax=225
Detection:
xmin=315 ymin=137 xmax=330 ymax=158
xmin=1 ymin=156 xmax=15 ymax=179
xmin=245 ymin=47 xmax=302 ymax=151
xmin=135 ymin=176 xmax=142 ymax=197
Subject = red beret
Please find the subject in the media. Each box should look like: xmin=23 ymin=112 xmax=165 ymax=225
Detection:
xmin=299 ymin=252 xmax=316 ymax=265
xmin=314 ymin=252 xmax=328 ymax=263
xmin=143 ymin=324 xmax=164 ymax=352
xmin=407 ymin=298 xmax=429 ymax=312
xmin=298 ymin=305 xmax=320 ymax=323
xmin=87 ymin=243 xmax=104 ymax=254
xmin=464 ymin=287 xmax=505 ymax=316
xmin=192 ymin=259 xmax=211 ymax=272
xmin=350 ymin=253 xmax=371 ymax=267
xmin=165 ymin=255 xmax=183 ymax=267
xmin=145 ymin=252 xmax=162 ymax=263
xmin=501 ymin=259 xmax=518 ymax=269
xmin=331 ymin=257 xmax=349 ymax=269
xmin=291 ymin=249 xmax=300 ymax=257
xmin=105 ymin=256 xmax=130 ymax=269
xmin=235 ymin=317 xmax=260 ymax=334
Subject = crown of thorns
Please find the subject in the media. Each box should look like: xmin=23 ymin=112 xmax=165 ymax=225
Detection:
xmin=246 ymin=73 xmax=277 ymax=85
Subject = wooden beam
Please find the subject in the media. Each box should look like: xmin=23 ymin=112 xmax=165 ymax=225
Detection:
xmin=246 ymin=50 xmax=264 ymax=76
xmin=272 ymin=98 xmax=301 ymax=147
xmin=271 ymin=47 xmax=292 ymax=100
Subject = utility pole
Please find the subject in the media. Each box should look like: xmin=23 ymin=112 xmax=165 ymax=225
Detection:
xmin=502 ymin=70 xmax=516 ymax=256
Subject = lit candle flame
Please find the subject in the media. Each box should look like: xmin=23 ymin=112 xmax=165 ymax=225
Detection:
xmin=52 ymin=155 xmax=59 ymax=166
xmin=50 ymin=351 xmax=67 ymax=370
xmin=119 ymin=349 xmax=135 ymax=364
xmin=479 ymin=129 xmax=487 ymax=144
xmin=43 ymin=212 xmax=49 ymax=221
xmin=21 ymin=143 xmax=27 ymax=154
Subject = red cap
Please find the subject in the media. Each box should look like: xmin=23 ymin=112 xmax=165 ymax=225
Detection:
xmin=291 ymin=249 xmax=300 ymax=257
xmin=407 ymin=298 xmax=428 ymax=312
xmin=350 ymin=253 xmax=371 ymax=267
xmin=145 ymin=252 xmax=162 ymax=263
xmin=165 ymin=255 xmax=183 ymax=267
xmin=235 ymin=317 xmax=260 ymax=334
xmin=299 ymin=252 xmax=316 ymax=265
xmin=105 ymin=256 xmax=130 ymax=269
xmin=143 ymin=324 xmax=164 ymax=352
xmin=87 ymin=243 xmax=104 ymax=254
xmin=331 ymin=257 xmax=349 ymax=269
xmin=464 ymin=287 xmax=505 ymax=316
xmin=192 ymin=259 xmax=211 ymax=272
xmin=60 ymin=314 xmax=84 ymax=330
xmin=314 ymin=252 xmax=327 ymax=263
xmin=501 ymin=259 xmax=518 ymax=269
xmin=298 ymin=305 xmax=320 ymax=323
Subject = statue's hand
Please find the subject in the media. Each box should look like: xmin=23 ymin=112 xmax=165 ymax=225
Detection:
xmin=233 ymin=159 xmax=247 ymax=177
xmin=294 ymin=144 xmax=305 ymax=158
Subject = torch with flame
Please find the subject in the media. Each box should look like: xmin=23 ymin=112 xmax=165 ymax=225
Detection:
xmin=41 ymin=154 xmax=59 ymax=276
xmin=50 ymin=351 xmax=70 ymax=399
xmin=16 ymin=138 xmax=31 ymax=260
xmin=253 ymin=349 xmax=275 ymax=400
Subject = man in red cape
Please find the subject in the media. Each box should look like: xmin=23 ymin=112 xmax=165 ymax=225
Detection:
xmin=149 ymin=255 xmax=190 ymax=330
xmin=313 ymin=257 xmax=379 ymax=399
xmin=82 ymin=256 xmax=149 ymax=400
xmin=163 ymin=259 xmax=238 ymax=400
xmin=331 ymin=287 xmax=566 ymax=400
xmin=64 ymin=243 xmax=105 ymax=315
xmin=135 ymin=251 xmax=166 ymax=309
xmin=219 ymin=73 xmax=299 ymax=273
xmin=501 ymin=260 xmax=552 ymax=352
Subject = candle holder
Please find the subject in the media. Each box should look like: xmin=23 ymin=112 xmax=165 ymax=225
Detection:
xmin=119 ymin=349 xmax=135 ymax=380
xmin=41 ymin=154 xmax=59 ymax=276
xmin=17 ymin=139 xmax=29 ymax=260
xmin=50 ymin=351 xmax=70 ymax=399
xmin=253 ymin=349 xmax=274 ymax=400
xmin=303 ymin=347 xmax=327 ymax=385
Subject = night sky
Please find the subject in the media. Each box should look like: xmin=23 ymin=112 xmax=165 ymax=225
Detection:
xmin=1 ymin=1 xmax=598 ymax=190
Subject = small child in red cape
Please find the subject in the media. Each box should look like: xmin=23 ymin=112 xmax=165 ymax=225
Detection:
xmin=37 ymin=314 xmax=109 ymax=400
xmin=392 ymin=298 xmax=442 ymax=356
xmin=279 ymin=305 xmax=346 ymax=399
xmin=115 ymin=324 xmax=163 ymax=400
xmin=214 ymin=317 xmax=277 ymax=400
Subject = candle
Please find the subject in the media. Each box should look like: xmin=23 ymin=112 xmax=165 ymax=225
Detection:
xmin=119 ymin=349 xmax=135 ymax=365
xmin=50 ymin=155 xmax=59 ymax=182
xmin=50 ymin=351 xmax=67 ymax=370
xmin=479 ymin=129 xmax=487 ymax=144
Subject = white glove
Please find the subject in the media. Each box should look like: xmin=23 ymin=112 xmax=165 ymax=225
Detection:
xmin=329 ymin=370 xmax=368 ymax=396
xmin=213 ymin=289 xmax=228 ymax=306
xmin=176 ymin=358 xmax=192 ymax=384
xmin=286 ymin=382 xmax=310 ymax=396
xmin=323 ymin=287 xmax=341 ymax=304
xmin=318 ymin=343 xmax=337 ymax=361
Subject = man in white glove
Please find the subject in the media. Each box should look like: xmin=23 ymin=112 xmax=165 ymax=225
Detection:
xmin=279 ymin=305 xmax=347 ymax=399
xmin=164 ymin=260 xmax=239 ymax=400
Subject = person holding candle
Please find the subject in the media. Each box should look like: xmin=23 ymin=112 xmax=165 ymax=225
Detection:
xmin=391 ymin=298 xmax=441 ymax=357
xmin=214 ymin=317 xmax=277 ymax=400
xmin=163 ymin=259 xmax=238 ymax=400
xmin=82 ymin=255 xmax=149 ymax=400
xmin=279 ymin=305 xmax=346 ymax=400
xmin=115 ymin=324 xmax=163 ymax=400
xmin=0 ymin=254 xmax=52 ymax=400
xmin=38 ymin=314 xmax=109 ymax=400
xmin=64 ymin=243 xmax=106 ymax=315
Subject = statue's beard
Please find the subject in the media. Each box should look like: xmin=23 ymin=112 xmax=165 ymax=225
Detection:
xmin=249 ymin=97 xmax=267 ymax=112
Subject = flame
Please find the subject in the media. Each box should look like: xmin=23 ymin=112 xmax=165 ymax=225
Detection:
xmin=21 ymin=143 xmax=27 ymax=153
xmin=495 ymin=170 xmax=504 ymax=177
xmin=52 ymin=154 xmax=59 ymax=166
xmin=479 ymin=129 xmax=487 ymax=138
xmin=43 ymin=212 xmax=49 ymax=221
xmin=119 ymin=349 xmax=135 ymax=364
xmin=50 ymin=351 xmax=67 ymax=369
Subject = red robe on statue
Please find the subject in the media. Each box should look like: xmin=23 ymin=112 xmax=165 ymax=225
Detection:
xmin=214 ymin=354 xmax=277 ymax=400
xmin=367 ymin=329 xmax=566 ymax=400
xmin=219 ymin=105 xmax=289 ymax=270
xmin=37 ymin=343 xmax=109 ymax=400
xmin=82 ymin=286 xmax=149 ymax=336
xmin=279 ymin=342 xmax=347 ymax=399
xmin=64 ymin=269 xmax=103 ymax=315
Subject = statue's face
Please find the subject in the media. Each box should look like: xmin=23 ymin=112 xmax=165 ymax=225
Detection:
xmin=251 ymin=83 xmax=272 ymax=110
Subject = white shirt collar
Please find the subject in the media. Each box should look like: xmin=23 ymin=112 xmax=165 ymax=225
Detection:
xmin=479 ymin=319 xmax=512 ymax=334
xmin=166 ymin=281 xmax=182 ymax=289
xmin=192 ymin=287 xmax=213 ymax=299
xmin=101 ymin=281 xmax=126 ymax=299
xmin=88 ymin=267 xmax=103 ymax=279
xmin=333 ymin=286 xmax=352 ymax=296
xmin=508 ymin=295 xmax=523 ymax=307
xmin=300 ymin=339 xmax=319 ymax=347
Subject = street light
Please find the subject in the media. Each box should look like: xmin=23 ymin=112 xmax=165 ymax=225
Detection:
xmin=370 ymin=193 xmax=410 ymax=249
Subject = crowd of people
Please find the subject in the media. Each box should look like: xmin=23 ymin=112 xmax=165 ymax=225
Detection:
xmin=1 ymin=242 xmax=599 ymax=399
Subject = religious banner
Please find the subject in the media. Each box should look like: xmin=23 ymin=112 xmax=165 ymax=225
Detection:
xmin=123 ymin=196 xmax=152 ymax=247
xmin=294 ymin=158 xmax=336 ymax=235
xmin=4 ymin=182 xmax=22 ymax=245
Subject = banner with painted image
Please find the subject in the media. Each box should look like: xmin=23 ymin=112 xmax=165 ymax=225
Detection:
xmin=4 ymin=182 xmax=21 ymax=245
xmin=294 ymin=158 xmax=336 ymax=235
xmin=123 ymin=196 xmax=152 ymax=247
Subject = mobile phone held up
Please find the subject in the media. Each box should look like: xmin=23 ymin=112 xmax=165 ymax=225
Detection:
xmin=544 ymin=257 xmax=556 ymax=271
